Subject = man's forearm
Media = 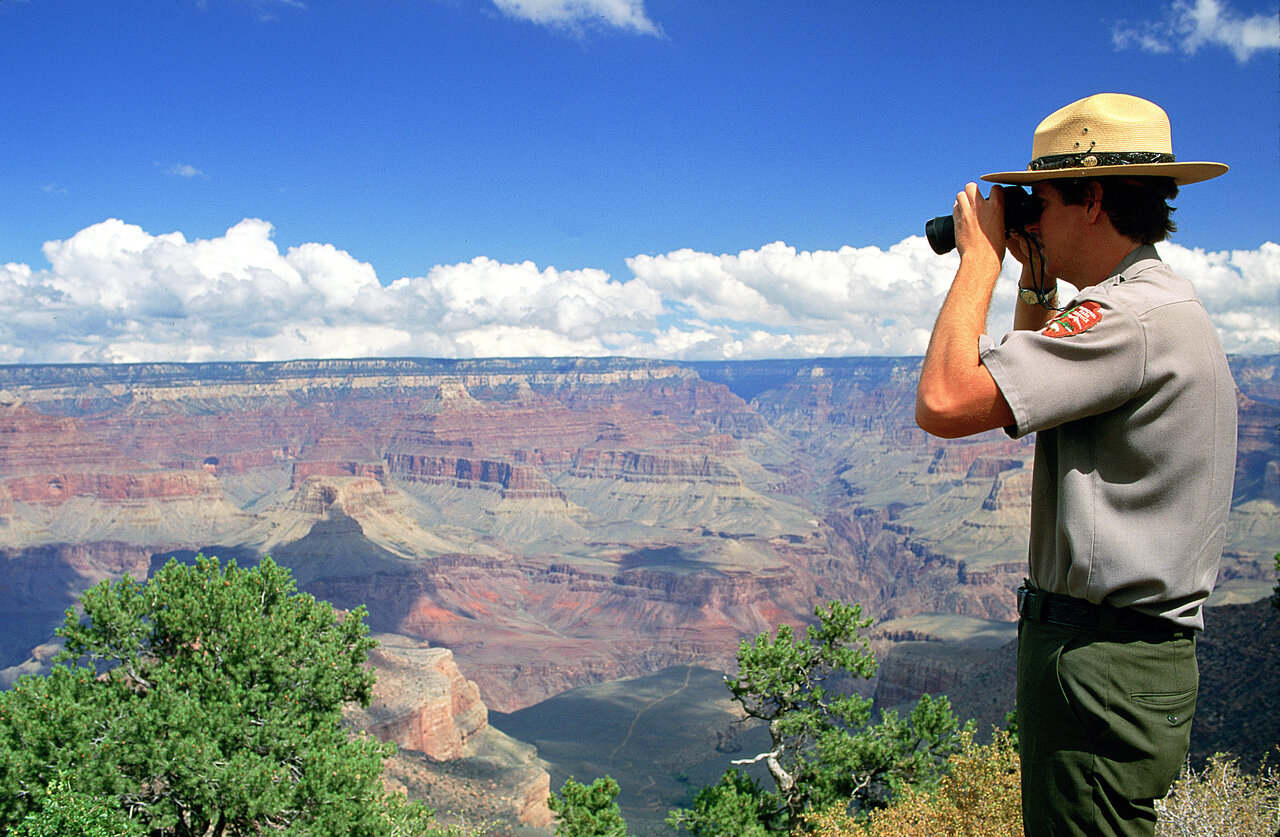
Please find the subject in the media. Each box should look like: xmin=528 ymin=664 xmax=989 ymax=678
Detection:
xmin=914 ymin=253 xmax=1011 ymax=437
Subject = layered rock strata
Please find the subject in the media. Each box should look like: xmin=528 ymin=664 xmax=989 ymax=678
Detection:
xmin=0 ymin=355 xmax=1275 ymax=828
xmin=346 ymin=635 xmax=554 ymax=829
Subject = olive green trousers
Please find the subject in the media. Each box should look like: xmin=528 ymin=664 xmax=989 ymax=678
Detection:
xmin=1017 ymin=619 xmax=1197 ymax=837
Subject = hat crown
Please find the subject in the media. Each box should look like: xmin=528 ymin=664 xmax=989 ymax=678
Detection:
xmin=1031 ymin=93 xmax=1173 ymax=160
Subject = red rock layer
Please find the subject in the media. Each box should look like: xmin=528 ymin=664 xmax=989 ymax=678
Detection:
xmin=387 ymin=453 xmax=565 ymax=499
xmin=4 ymin=470 xmax=219 ymax=505
xmin=357 ymin=640 xmax=488 ymax=761
xmin=0 ymin=402 xmax=221 ymax=505
xmin=568 ymin=449 xmax=741 ymax=485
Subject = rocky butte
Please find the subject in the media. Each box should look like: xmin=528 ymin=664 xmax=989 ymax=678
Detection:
xmin=0 ymin=355 xmax=1276 ymax=833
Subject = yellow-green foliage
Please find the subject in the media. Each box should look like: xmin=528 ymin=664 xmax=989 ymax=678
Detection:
xmin=1155 ymin=754 xmax=1280 ymax=837
xmin=807 ymin=734 xmax=1280 ymax=837
xmin=805 ymin=730 xmax=1021 ymax=837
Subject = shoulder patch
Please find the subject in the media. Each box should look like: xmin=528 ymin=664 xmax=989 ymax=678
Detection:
xmin=1042 ymin=301 xmax=1103 ymax=338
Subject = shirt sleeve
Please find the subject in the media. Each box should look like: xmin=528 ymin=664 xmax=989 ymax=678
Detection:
xmin=979 ymin=293 xmax=1147 ymax=438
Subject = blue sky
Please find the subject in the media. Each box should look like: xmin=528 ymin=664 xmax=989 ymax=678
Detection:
xmin=1 ymin=0 xmax=1276 ymax=363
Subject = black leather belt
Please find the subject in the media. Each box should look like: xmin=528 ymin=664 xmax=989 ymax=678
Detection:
xmin=1017 ymin=585 xmax=1194 ymax=639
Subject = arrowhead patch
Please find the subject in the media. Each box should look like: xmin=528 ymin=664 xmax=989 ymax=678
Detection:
xmin=1042 ymin=301 xmax=1103 ymax=338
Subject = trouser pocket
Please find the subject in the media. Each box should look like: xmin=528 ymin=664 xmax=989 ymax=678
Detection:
xmin=1123 ymin=685 xmax=1197 ymax=797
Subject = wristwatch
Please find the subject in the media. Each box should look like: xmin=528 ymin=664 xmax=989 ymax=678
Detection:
xmin=1019 ymin=287 xmax=1059 ymax=307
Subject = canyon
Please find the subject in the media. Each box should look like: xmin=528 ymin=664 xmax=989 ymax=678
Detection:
xmin=0 ymin=355 xmax=1276 ymax=833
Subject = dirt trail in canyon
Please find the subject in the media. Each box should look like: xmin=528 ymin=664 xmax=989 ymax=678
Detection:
xmin=610 ymin=663 xmax=698 ymax=762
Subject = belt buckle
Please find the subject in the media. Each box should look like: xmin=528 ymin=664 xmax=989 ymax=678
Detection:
xmin=1017 ymin=585 xmax=1045 ymax=622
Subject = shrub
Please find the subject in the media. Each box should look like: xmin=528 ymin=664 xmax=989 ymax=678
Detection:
xmin=665 ymin=768 xmax=780 ymax=836
xmin=673 ymin=600 xmax=971 ymax=834
xmin=805 ymin=729 xmax=1022 ymax=837
xmin=549 ymin=776 xmax=629 ymax=837
xmin=805 ymin=736 xmax=1280 ymax=837
xmin=1155 ymin=753 xmax=1280 ymax=837
xmin=11 ymin=776 xmax=143 ymax=837
xmin=0 ymin=555 xmax=465 ymax=836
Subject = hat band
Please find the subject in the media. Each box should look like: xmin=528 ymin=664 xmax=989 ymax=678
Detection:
xmin=1028 ymin=150 xmax=1176 ymax=172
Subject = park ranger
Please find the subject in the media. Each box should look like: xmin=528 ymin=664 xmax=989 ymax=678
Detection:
xmin=914 ymin=93 xmax=1237 ymax=836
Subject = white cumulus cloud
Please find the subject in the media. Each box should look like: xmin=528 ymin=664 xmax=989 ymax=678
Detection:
xmin=0 ymin=219 xmax=664 ymax=364
xmin=491 ymin=0 xmax=660 ymax=35
xmin=0 ymin=219 xmax=1275 ymax=364
xmin=1161 ymin=240 xmax=1280 ymax=352
xmin=1113 ymin=0 xmax=1280 ymax=62
xmin=627 ymin=238 xmax=984 ymax=356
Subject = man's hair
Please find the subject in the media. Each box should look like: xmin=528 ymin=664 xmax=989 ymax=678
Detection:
xmin=1047 ymin=176 xmax=1180 ymax=244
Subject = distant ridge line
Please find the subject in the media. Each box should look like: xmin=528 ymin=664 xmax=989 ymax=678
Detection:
xmin=0 ymin=354 xmax=1270 ymax=404
xmin=0 ymin=356 xmax=692 ymax=387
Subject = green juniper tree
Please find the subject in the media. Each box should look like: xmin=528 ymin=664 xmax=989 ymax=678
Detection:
xmin=665 ymin=768 xmax=780 ymax=836
xmin=0 ymin=554 xmax=452 ymax=836
xmin=549 ymin=776 xmax=630 ymax=837
xmin=669 ymin=600 xmax=971 ymax=834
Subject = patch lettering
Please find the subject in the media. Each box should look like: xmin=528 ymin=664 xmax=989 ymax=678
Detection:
xmin=1042 ymin=301 xmax=1103 ymax=338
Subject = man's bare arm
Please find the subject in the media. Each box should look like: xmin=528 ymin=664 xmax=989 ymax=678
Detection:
xmin=915 ymin=183 xmax=1016 ymax=438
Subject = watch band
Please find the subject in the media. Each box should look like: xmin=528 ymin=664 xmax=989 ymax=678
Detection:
xmin=1019 ymin=287 xmax=1059 ymax=307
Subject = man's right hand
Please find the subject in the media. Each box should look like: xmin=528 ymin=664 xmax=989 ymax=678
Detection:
xmin=953 ymin=182 xmax=1007 ymax=268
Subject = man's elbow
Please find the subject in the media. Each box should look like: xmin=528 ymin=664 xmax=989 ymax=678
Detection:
xmin=914 ymin=392 xmax=971 ymax=439
xmin=914 ymin=378 xmax=1010 ymax=439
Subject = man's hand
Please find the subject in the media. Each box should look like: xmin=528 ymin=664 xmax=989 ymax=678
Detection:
xmin=1006 ymin=229 xmax=1034 ymax=267
xmin=954 ymin=182 xmax=1007 ymax=266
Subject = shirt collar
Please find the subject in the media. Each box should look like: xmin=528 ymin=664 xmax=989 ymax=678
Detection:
xmin=1110 ymin=243 xmax=1162 ymax=279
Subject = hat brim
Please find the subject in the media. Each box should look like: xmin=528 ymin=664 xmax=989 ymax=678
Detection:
xmin=982 ymin=161 xmax=1228 ymax=186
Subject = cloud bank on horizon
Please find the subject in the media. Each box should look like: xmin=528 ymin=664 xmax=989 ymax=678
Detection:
xmin=1 ymin=218 xmax=1274 ymax=364
xmin=3 ymin=0 xmax=1276 ymax=365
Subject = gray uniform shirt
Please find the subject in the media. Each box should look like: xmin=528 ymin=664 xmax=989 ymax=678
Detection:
xmin=979 ymin=245 xmax=1237 ymax=630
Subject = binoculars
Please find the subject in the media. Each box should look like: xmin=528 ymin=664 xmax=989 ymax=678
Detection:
xmin=925 ymin=186 xmax=1039 ymax=255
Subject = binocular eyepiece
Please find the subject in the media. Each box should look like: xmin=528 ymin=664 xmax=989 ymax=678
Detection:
xmin=925 ymin=185 xmax=1039 ymax=255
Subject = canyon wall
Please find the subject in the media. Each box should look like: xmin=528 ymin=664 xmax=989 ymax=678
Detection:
xmin=348 ymin=636 xmax=554 ymax=829
xmin=1 ymin=354 xmax=1276 ymax=829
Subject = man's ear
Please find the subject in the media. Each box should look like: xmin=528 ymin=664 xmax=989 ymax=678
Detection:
xmin=1084 ymin=180 xmax=1106 ymax=222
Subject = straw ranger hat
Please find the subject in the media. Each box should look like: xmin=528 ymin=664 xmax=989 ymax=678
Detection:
xmin=982 ymin=93 xmax=1227 ymax=186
